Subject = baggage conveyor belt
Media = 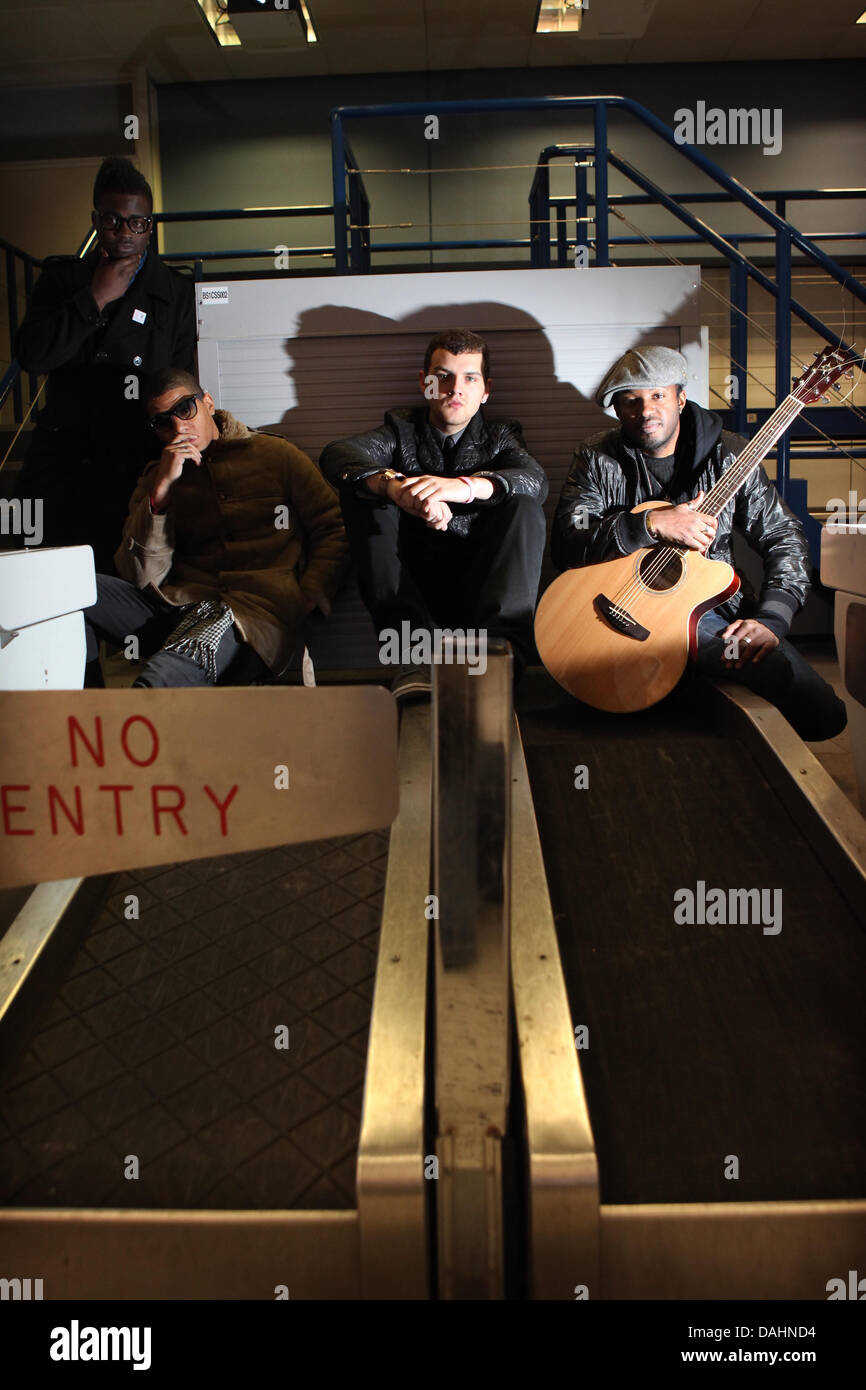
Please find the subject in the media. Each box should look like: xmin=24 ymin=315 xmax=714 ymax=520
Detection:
xmin=515 ymin=670 xmax=866 ymax=1212
xmin=1 ymin=663 xmax=864 ymax=1300
xmin=0 ymin=833 xmax=389 ymax=1213
xmin=0 ymin=689 xmax=429 ymax=1301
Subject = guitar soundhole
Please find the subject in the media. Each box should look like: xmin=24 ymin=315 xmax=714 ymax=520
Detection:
xmin=638 ymin=548 xmax=683 ymax=592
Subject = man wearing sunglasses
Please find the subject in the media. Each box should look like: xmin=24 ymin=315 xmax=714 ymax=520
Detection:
xmin=82 ymin=367 xmax=349 ymax=688
xmin=13 ymin=156 xmax=195 ymax=571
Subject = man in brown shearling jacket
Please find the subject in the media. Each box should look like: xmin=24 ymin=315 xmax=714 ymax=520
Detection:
xmin=83 ymin=367 xmax=349 ymax=687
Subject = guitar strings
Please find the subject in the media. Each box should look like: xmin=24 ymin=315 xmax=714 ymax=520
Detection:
xmin=610 ymin=396 xmax=803 ymax=612
xmin=607 ymin=394 xmax=807 ymax=618
xmin=612 ymin=395 xmax=805 ymax=612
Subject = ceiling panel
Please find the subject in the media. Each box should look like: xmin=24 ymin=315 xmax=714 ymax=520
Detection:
xmin=529 ymin=36 xmax=637 ymax=65
xmin=0 ymin=5 xmax=114 ymax=61
xmin=0 ymin=0 xmax=863 ymax=87
xmin=427 ymin=37 xmax=533 ymax=70
xmin=651 ymin=0 xmax=760 ymax=23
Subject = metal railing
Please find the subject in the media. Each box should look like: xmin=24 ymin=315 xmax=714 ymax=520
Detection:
xmin=4 ymin=92 xmax=865 ymax=507
xmin=152 ymin=202 xmax=336 ymax=279
xmin=530 ymin=145 xmax=866 ymax=266
xmin=0 ymin=173 xmax=354 ymax=423
xmin=530 ymin=143 xmax=866 ymax=440
xmin=330 ymin=96 xmax=866 ymax=502
xmin=1 ymin=228 xmax=95 ymax=434
xmin=0 ymin=235 xmax=42 ymax=425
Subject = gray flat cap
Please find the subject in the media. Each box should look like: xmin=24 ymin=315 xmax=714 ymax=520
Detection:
xmin=595 ymin=346 xmax=688 ymax=408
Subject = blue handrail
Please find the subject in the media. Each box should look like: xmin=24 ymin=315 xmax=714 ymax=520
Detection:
xmin=532 ymin=146 xmax=866 ymax=438
xmin=5 ymin=92 xmax=865 ymax=505
xmin=330 ymin=96 xmax=866 ymax=501
xmin=0 ymin=235 xmax=44 ymax=426
xmin=331 ymin=96 xmax=866 ymax=294
xmin=530 ymin=143 xmax=866 ymax=212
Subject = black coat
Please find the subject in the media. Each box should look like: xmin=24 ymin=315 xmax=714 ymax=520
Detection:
xmin=14 ymin=248 xmax=196 ymax=567
xmin=320 ymin=405 xmax=548 ymax=537
xmin=15 ymin=247 xmax=196 ymax=455
xmin=550 ymin=400 xmax=811 ymax=635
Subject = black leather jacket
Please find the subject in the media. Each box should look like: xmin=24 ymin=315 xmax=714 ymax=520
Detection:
xmin=550 ymin=401 xmax=811 ymax=636
xmin=320 ymin=406 xmax=548 ymax=536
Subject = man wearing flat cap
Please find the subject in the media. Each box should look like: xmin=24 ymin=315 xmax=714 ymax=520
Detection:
xmin=550 ymin=345 xmax=845 ymax=741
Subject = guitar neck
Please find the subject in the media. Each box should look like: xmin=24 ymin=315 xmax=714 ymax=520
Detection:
xmin=703 ymin=394 xmax=805 ymax=518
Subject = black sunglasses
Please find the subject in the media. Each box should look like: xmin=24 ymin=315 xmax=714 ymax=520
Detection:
xmin=147 ymin=393 xmax=204 ymax=433
xmin=95 ymin=210 xmax=153 ymax=234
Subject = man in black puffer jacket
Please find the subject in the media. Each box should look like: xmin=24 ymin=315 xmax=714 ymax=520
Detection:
xmin=320 ymin=327 xmax=548 ymax=683
xmin=551 ymin=346 xmax=845 ymax=741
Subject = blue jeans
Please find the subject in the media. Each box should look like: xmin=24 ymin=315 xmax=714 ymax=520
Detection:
xmin=694 ymin=611 xmax=847 ymax=742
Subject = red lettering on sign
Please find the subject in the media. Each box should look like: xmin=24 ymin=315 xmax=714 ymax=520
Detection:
xmin=68 ymin=716 xmax=104 ymax=768
xmin=1 ymin=785 xmax=34 ymax=836
xmin=151 ymin=785 xmax=187 ymax=835
xmin=48 ymin=785 xmax=85 ymax=836
xmin=99 ymin=784 xmax=134 ymax=835
xmin=121 ymin=716 xmax=159 ymax=768
xmin=203 ymin=784 xmax=239 ymax=836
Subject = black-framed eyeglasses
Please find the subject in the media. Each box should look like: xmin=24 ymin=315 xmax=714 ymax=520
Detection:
xmin=95 ymin=210 xmax=153 ymax=235
xmin=147 ymin=393 xmax=204 ymax=433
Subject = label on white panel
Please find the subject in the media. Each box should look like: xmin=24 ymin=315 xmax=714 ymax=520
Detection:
xmin=0 ymin=687 xmax=398 ymax=888
xmin=200 ymin=286 xmax=230 ymax=305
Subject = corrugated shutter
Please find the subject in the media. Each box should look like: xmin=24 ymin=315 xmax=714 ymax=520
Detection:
xmin=198 ymin=268 xmax=703 ymax=671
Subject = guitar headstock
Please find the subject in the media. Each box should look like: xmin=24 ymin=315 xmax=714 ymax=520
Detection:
xmin=793 ymin=345 xmax=858 ymax=404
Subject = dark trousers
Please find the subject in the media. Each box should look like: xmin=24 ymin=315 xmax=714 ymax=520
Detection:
xmin=341 ymin=491 xmax=547 ymax=669
xmin=83 ymin=574 xmax=270 ymax=688
xmin=695 ymin=611 xmax=847 ymax=742
xmin=16 ymin=429 xmax=150 ymax=575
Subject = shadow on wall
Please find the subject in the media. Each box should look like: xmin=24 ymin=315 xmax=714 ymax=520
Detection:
xmin=260 ymin=302 xmax=596 ymax=669
xmin=259 ymin=297 xmax=708 ymax=668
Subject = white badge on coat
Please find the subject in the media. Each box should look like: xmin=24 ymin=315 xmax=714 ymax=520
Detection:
xmin=132 ymin=308 xmax=147 ymax=324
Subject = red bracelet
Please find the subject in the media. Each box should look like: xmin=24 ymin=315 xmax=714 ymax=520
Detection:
xmin=458 ymin=475 xmax=474 ymax=502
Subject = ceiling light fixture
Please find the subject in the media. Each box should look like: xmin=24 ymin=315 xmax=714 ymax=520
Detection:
xmin=196 ymin=0 xmax=318 ymax=49
xmin=196 ymin=0 xmax=242 ymax=47
xmin=535 ymin=0 xmax=587 ymax=34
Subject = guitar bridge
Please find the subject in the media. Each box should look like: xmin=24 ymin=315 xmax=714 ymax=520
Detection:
xmin=594 ymin=593 xmax=650 ymax=642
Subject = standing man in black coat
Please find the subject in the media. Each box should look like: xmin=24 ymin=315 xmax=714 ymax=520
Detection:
xmin=320 ymin=328 xmax=548 ymax=685
xmin=14 ymin=157 xmax=196 ymax=572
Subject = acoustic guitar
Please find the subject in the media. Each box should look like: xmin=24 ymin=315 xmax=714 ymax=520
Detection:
xmin=534 ymin=346 xmax=856 ymax=713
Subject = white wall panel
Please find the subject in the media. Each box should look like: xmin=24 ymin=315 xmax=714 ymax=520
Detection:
xmin=197 ymin=267 xmax=704 ymax=671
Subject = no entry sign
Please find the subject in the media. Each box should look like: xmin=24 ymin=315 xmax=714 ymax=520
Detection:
xmin=0 ymin=687 xmax=398 ymax=889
